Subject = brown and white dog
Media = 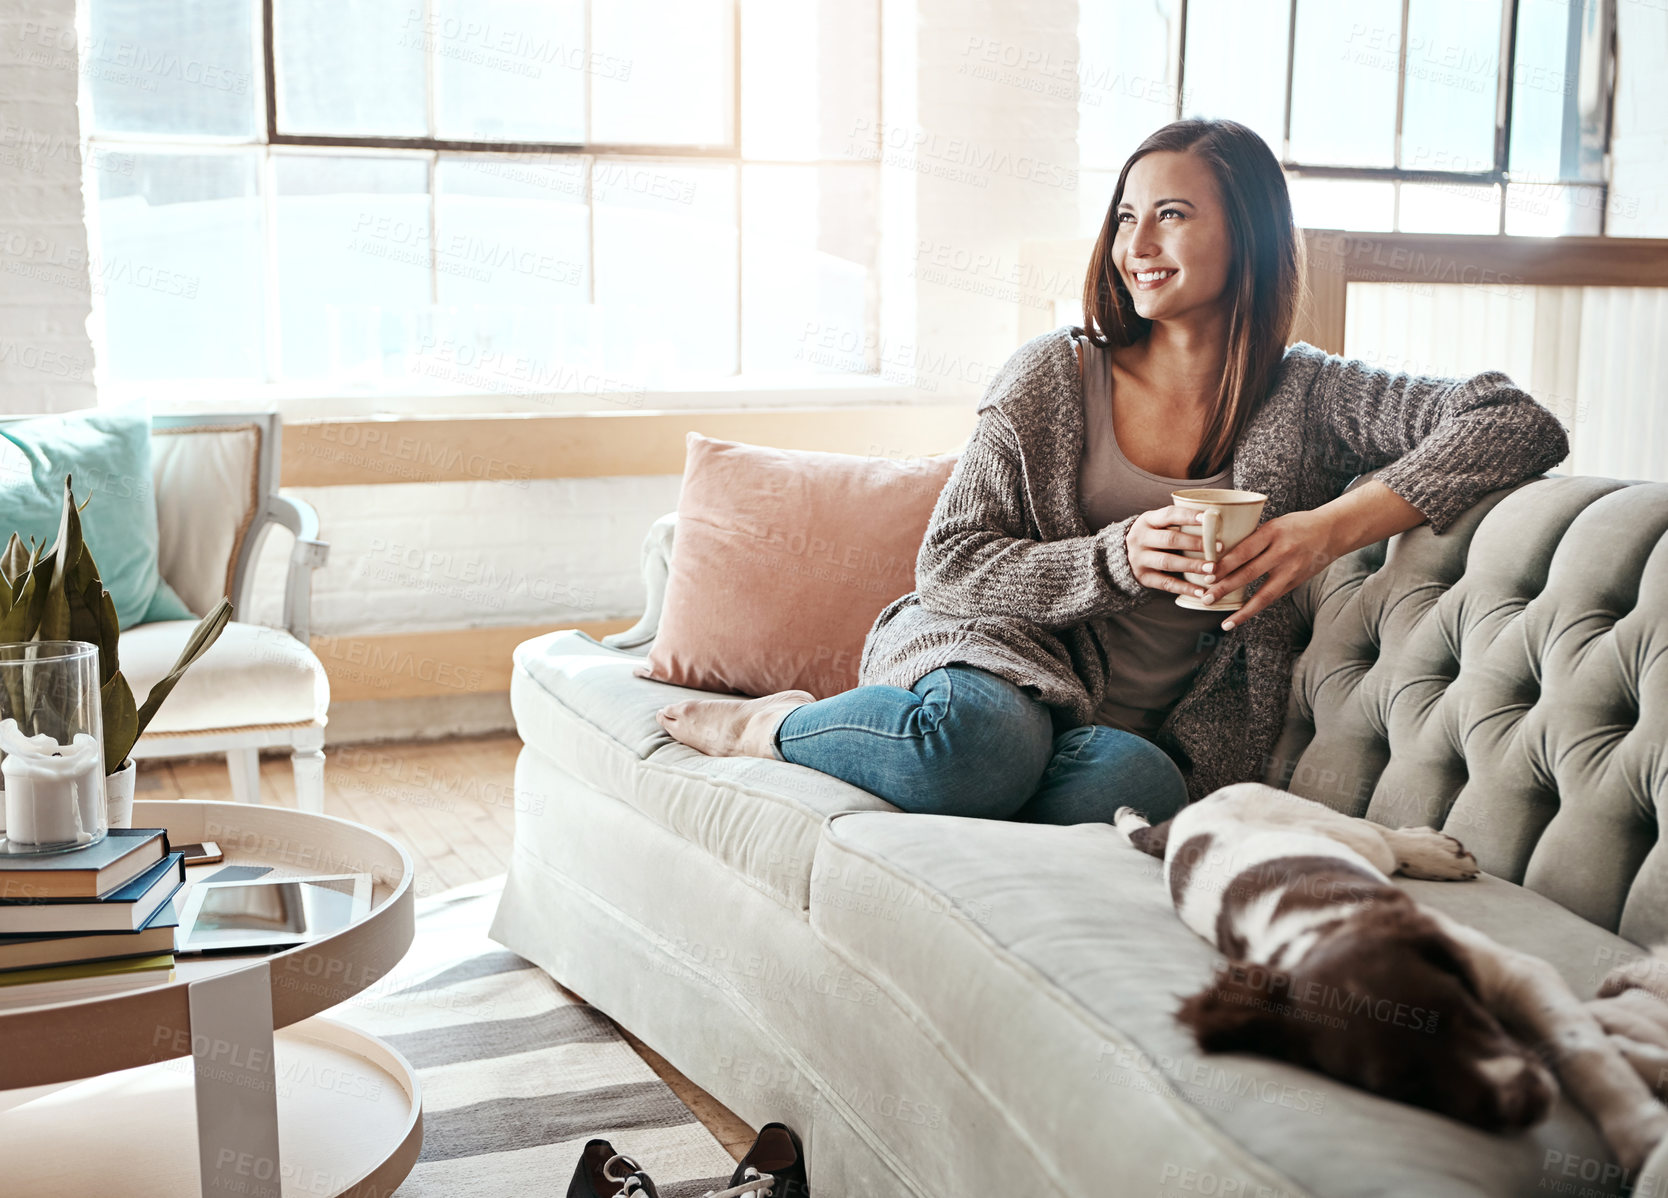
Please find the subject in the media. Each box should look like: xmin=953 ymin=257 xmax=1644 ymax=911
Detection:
xmin=1115 ymin=782 xmax=1668 ymax=1170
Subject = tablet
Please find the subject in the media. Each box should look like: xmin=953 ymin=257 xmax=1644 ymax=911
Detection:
xmin=177 ymin=873 xmax=372 ymax=954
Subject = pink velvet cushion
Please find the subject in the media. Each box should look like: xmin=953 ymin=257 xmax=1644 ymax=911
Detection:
xmin=635 ymin=432 xmax=959 ymax=699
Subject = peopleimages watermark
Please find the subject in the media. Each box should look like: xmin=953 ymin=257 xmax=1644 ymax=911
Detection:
xmin=846 ymin=117 xmax=1077 ymax=192
xmin=397 ymin=8 xmax=632 ymax=82
xmin=9 ymin=21 xmax=253 ymax=94
xmin=0 ymin=339 xmax=91 ymax=379
xmin=349 ymin=212 xmax=583 ymax=288
xmin=291 ymin=419 xmax=533 ymax=486
xmin=1093 ymin=1040 xmax=1328 ymax=1116
xmin=795 ymin=320 xmax=1002 ymax=393
xmin=1211 ymin=961 xmax=1443 ymax=1033
xmin=0 ymin=120 xmax=134 ymax=181
xmin=1339 ymin=20 xmax=1598 ymax=100
xmin=1543 ymin=1148 xmax=1668 ymax=1198
xmin=956 ymin=35 xmax=1189 ymax=116
xmin=407 ymin=334 xmax=648 ymax=407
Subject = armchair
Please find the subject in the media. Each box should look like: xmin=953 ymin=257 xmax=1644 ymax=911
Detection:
xmin=124 ymin=413 xmax=332 ymax=811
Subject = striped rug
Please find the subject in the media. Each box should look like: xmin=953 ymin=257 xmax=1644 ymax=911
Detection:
xmin=334 ymin=878 xmax=740 ymax=1197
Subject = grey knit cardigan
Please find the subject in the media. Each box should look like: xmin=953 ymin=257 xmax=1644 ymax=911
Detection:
xmin=856 ymin=326 xmax=1572 ymax=803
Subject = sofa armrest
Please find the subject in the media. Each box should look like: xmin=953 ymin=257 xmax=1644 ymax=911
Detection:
xmin=601 ymin=512 xmax=677 ymax=653
xmin=261 ymin=494 xmax=330 ymax=645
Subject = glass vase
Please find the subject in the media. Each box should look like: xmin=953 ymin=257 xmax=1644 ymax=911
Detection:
xmin=0 ymin=641 xmax=108 ymax=856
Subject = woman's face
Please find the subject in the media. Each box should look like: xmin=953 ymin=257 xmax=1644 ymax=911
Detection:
xmin=1112 ymin=149 xmax=1234 ymax=326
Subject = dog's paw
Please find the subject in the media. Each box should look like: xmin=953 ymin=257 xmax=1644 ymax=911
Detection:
xmin=1392 ymin=826 xmax=1480 ymax=881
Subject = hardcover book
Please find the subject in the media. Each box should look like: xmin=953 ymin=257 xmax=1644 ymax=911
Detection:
xmin=0 ymin=853 xmax=186 ymax=935
xmin=0 ymin=898 xmax=181 ymax=971
xmin=0 ymin=829 xmax=170 ymax=902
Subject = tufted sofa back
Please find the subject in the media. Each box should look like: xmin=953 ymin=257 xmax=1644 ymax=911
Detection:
xmin=1264 ymin=475 xmax=1667 ymax=945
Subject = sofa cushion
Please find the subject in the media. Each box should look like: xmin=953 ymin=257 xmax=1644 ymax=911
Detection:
xmin=512 ymin=630 xmax=895 ymax=912
xmin=0 ymin=405 xmax=193 ymax=629
xmin=636 ymin=433 xmax=958 ymax=700
xmin=123 ymin=620 xmax=328 ymax=735
xmin=812 ymin=811 xmax=1636 ymax=1198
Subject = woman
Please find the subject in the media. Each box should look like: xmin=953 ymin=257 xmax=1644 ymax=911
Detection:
xmin=656 ymin=118 xmax=1569 ymax=827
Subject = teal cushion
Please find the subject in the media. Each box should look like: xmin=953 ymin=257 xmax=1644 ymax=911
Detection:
xmin=0 ymin=406 xmax=193 ymax=629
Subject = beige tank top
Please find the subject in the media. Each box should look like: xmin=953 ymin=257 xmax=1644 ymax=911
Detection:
xmin=1075 ymin=333 xmax=1234 ymax=738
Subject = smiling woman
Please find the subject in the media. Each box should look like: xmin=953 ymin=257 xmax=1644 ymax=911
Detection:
xmin=654 ymin=116 xmax=1572 ymax=820
xmin=1084 ymin=120 xmax=1300 ymax=483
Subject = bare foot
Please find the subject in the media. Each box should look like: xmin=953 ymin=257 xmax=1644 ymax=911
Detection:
xmin=656 ymin=690 xmax=814 ymax=759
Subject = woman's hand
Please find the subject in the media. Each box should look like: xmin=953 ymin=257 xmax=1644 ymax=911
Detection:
xmin=1195 ymin=509 xmax=1338 ymax=630
xmin=1123 ymin=506 xmax=1225 ymax=598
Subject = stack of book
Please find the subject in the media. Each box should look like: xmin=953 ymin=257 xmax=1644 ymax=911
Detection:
xmin=0 ymin=828 xmax=186 ymax=995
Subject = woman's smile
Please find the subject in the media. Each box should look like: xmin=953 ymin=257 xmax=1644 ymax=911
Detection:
xmin=1131 ymin=267 xmax=1178 ymax=290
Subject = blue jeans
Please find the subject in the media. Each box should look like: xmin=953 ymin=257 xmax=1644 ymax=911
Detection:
xmin=773 ymin=665 xmax=1189 ymax=825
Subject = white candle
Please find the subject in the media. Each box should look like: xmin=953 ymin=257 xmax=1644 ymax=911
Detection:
xmin=0 ymin=720 xmax=103 ymax=848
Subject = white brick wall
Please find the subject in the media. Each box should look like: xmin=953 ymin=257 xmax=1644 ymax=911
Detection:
xmin=246 ymin=474 xmax=685 ymax=635
xmin=875 ymin=0 xmax=1082 ymax=396
xmin=0 ymin=0 xmax=95 ymax=415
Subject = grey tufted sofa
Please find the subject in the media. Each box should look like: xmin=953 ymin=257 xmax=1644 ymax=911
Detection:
xmin=492 ymin=471 xmax=1668 ymax=1198
xmin=1267 ymin=473 xmax=1666 ymax=946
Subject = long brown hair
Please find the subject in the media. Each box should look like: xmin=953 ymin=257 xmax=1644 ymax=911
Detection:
xmin=1079 ymin=119 xmax=1302 ymax=478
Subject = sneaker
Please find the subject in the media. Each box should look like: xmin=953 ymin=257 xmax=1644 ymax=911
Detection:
xmin=568 ymin=1138 xmax=662 ymax=1198
xmin=706 ymin=1123 xmax=809 ymax=1198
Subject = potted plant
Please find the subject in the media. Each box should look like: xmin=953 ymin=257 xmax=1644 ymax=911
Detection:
xmin=0 ymin=477 xmax=231 ymax=827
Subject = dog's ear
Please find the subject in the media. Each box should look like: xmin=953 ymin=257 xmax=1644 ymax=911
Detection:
xmin=1129 ymin=819 xmax=1171 ymax=860
xmin=1407 ymin=921 xmax=1483 ymax=1000
xmin=1176 ymin=965 xmax=1302 ymax=1058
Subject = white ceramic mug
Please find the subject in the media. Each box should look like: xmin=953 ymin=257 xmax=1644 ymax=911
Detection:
xmin=1170 ymin=487 xmax=1269 ymax=611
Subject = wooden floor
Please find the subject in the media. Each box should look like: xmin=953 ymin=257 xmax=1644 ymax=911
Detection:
xmin=157 ymin=735 xmax=759 ymax=1163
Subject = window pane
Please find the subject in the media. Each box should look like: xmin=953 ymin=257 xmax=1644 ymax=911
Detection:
xmin=1397 ymin=182 xmax=1500 ymax=233
xmin=591 ymin=0 xmax=734 ymax=146
xmin=1288 ymin=177 xmax=1395 ymax=231
xmin=1508 ymin=0 xmax=1605 ymax=183
xmin=741 ymin=164 xmax=877 ymax=374
xmin=1288 ymin=0 xmax=1400 ymax=167
xmin=1400 ymin=0 xmax=1500 ymax=173
xmin=1503 ymin=182 xmax=1604 ymax=236
xmin=93 ymin=152 xmax=264 ymax=380
xmin=275 ymin=0 xmax=426 ymax=137
xmin=741 ymin=0 xmax=879 ymax=161
xmin=85 ymin=0 xmax=257 ymax=137
xmin=1180 ymin=0 xmax=1290 ymax=157
xmin=418 ymin=156 xmax=598 ymax=394
xmin=1078 ymin=0 xmax=1181 ymax=170
xmin=434 ymin=157 xmax=590 ymax=307
xmin=430 ymin=0 xmax=586 ymax=143
xmin=275 ymin=155 xmax=430 ymax=381
xmin=592 ymin=160 xmax=736 ymax=378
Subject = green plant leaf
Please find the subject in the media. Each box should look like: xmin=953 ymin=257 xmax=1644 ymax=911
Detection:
xmin=80 ymin=581 xmax=122 ymax=683
xmin=133 ymin=597 xmax=233 ymax=738
xmin=101 ymin=671 xmax=138 ymax=774
xmin=0 ymin=569 xmax=41 ymax=642
xmin=17 ymin=548 xmax=50 ymax=640
xmin=5 ymin=536 xmax=43 ymax=612
xmin=37 ymin=478 xmax=79 ymax=642
xmin=1 ymin=533 xmax=27 ymax=590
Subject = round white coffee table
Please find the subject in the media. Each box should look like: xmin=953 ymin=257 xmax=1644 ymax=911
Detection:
xmin=0 ymin=800 xmax=422 ymax=1198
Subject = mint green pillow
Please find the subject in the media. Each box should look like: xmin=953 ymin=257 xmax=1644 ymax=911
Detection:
xmin=1 ymin=406 xmax=193 ymax=629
